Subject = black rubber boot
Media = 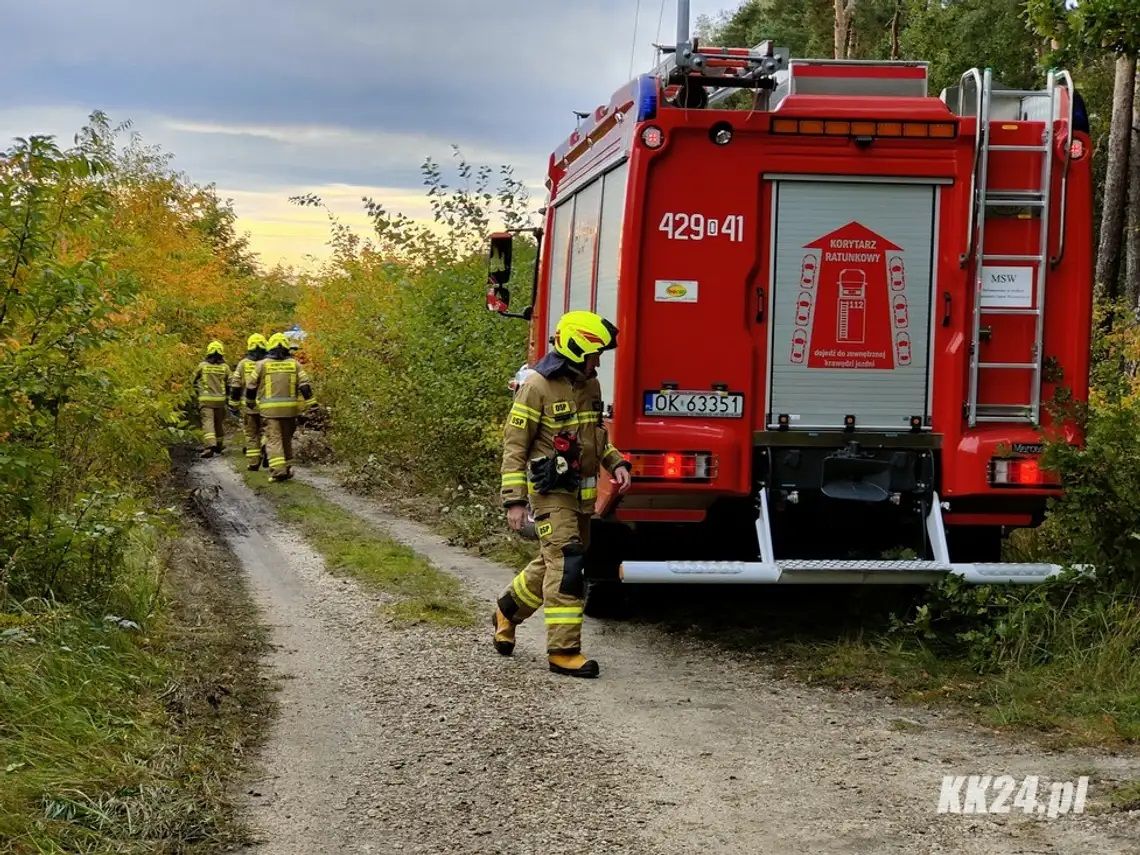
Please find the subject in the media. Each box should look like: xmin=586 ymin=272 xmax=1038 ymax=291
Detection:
xmin=492 ymin=609 xmax=515 ymax=656
xmin=548 ymin=654 xmax=600 ymax=679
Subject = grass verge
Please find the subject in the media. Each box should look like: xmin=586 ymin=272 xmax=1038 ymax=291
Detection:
xmin=655 ymin=586 xmax=1140 ymax=751
xmin=236 ymin=464 xmax=477 ymax=627
xmin=0 ymin=519 xmax=270 ymax=853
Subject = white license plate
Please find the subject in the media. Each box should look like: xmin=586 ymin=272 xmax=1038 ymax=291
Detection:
xmin=643 ymin=391 xmax=744 ymax=418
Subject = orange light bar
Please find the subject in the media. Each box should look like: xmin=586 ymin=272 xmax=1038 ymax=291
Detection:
xmin=770 ymin=118 xmax=957 ymax=140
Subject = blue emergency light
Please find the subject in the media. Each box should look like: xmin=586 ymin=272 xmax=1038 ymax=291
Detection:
xmin=636 ymin=74 xmax=657 ymax=122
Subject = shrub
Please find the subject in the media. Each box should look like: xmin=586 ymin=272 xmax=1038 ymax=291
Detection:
xmin=295 ymin=153 xmax=531 ymax=499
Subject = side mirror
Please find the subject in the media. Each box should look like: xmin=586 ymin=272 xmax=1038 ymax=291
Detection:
xmin=483 ymin=229 xmax=533 ymax=321
xmin=488 ymin=232 xmax=513 ymax=285
xmin=486 ymin=284 xmax=511 ymax=313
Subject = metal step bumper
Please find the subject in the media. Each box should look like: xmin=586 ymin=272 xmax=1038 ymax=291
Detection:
xmin=619 ymin=559 xmax=1062 ymax=585
xmin=617 ymin=490 xmax=1064 ymax=585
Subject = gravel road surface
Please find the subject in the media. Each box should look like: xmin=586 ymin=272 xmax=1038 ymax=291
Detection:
xmin=191 ymin=459 xmax=1140 ymax=854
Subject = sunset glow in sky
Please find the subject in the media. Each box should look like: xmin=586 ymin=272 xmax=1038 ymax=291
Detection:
xmin=3 ymin=1 xmax=729 ymax=267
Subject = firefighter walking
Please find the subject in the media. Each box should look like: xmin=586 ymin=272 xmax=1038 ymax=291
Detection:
xmin=193 ymin=340 xmax=231 ymax=458
xmin=245 ymin=332 xmax=315 ymax=482
xmin=492 ymin=311 xmax=632 ymax=678
xmin=230 ymin=333 xmax=269 ymax=470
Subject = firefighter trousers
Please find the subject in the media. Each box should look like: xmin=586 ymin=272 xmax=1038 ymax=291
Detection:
xmin=243 ymin=411 xmax=264 ymax=466
xmin=200 ymin=406 xmax=224 ymax=449
xmin=263 ymin=417 xmax=295 ymax=478
xmin=497 ymin=505 xmax=590 ymax=654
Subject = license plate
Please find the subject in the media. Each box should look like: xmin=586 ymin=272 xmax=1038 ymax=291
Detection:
xmin=643 ymin=391 xmax=744 ymax=418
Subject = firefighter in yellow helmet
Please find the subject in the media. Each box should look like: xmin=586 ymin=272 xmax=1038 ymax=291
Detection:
xmin=245 ymin=332 xmax=315 ymax=482
xmin=493 ymin=311 xmax=632 ymax=678
xmin=193 ymin=340 xmax=231 ymax=458
xmin=229 ymin=333 xmax=269 ymax=471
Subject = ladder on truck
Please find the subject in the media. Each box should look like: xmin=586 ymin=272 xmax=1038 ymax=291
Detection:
xmin=957 ymin=68 xmax=1074 ymax=426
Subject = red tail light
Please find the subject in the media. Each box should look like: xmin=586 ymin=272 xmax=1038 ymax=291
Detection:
xmin=990 ymin=457 xmax=1059 ymax=488
xmin=629 ymin=451 xmax=716 ymax=481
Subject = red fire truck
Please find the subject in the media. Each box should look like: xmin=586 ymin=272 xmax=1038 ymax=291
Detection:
xmin=485 ymin=3 xmax=1092 ymax=604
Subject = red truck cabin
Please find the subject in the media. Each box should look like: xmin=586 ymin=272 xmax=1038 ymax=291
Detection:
xmin=494 ymin=46 xmax=1092 ymax=588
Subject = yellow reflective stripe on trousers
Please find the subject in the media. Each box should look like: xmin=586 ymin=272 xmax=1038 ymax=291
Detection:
xmin=512 ymin=572 xmax=542 ymax=609
xmin=269 ymin=456 xmax=286 ymax=467
xmin=545 ymin=605 xmax=584 ymax=625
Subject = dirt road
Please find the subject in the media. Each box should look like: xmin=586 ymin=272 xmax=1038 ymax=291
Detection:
xmin=191 ymin=459 xmax=1139 ymax=854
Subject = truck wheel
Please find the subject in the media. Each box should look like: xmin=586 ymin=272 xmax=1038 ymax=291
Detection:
xmin=947 ymin=526 xmax=1003 ymax=563
xmin=583 ymin=576 xmax=625 ymax=618
xmin=584 ymin=518 xmax=630 ymax=619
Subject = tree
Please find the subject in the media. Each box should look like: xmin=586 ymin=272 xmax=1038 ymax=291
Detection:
xmin=904 ymin=0 xmax=1041 ymax=95
xmin=1095 ymin=53 xmax=1136 ymax=299
xmin=1126 ymin=73 xmax=1140 ymax=301
xmin=1030 ymin=0 xmax=1140 ymax=302
xmin=835 ymin=0 xmax=857 ymax=58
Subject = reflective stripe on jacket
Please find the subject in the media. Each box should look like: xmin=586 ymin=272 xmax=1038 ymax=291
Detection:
xmin=230 ymin=356 xmax=263 ymax=393
xmin=501 ymin=365 xmax=627 ymax=512
xmin=247 ymin=357 xmax=311 ymax=419
xmin=193 ymin=361 xmax=230 ymax=408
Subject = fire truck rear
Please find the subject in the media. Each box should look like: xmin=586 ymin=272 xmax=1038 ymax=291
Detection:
xmin=485 ymin=2 xmax=1093 ymax=604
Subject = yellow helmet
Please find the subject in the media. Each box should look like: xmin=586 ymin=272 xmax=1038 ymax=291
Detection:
xmin=267 ymin=332 xmax=290 ymax=351
xmin=247 ymin=333 xmax=268 ymax=351
xmin=552 ymin=311 xmax=618 ymax=364
xmin=205 ymin=340 xmax=225 ymax=356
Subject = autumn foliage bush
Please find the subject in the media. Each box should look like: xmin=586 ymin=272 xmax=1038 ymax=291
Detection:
xmin=0 ymin=114 xmax=294 ymax=610
xmin=294 ymin=155 xmax=531 ymax=501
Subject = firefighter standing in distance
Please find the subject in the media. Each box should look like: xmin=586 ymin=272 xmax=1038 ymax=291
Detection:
xmin=245 ymin=332 xmax=315 ymax=482
xmin=493 ymin=311 xmax=632 ymax=678
xmin=229 ymin=333 xmax=269 ymax=470
xmin=193 ymin=341 xmax=230 ymax=458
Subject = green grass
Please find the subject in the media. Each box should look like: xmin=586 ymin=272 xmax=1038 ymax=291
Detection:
xmin=1106 ymin=779 xmax=1140 ymax=812
xmin=645 ymin=585 xmax=1140 ymax=750
xmin=728 ymin=618 xmax=1140 ymax=749
xmin=0 ymin=526 xmax=269 ymax=854
xmin=778 ymin=637 xmax=1140 ymax=748
xmin=238 ymin=466 xmax=477 ymax=627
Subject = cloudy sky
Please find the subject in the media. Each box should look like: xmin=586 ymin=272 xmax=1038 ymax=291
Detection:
xmin=3 ymin=0 xmax=730 ymax=266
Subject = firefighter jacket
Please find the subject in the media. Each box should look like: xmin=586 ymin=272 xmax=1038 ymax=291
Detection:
xmin=245 ymin=353 xmax=314 ymax=420
xmin=193 ymin=357 xmax=230 ymax=409
xmin=229 ymin=354 xmax=264 ymax=405
xmin=501 ymin=352 xmax=629 ymax=513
